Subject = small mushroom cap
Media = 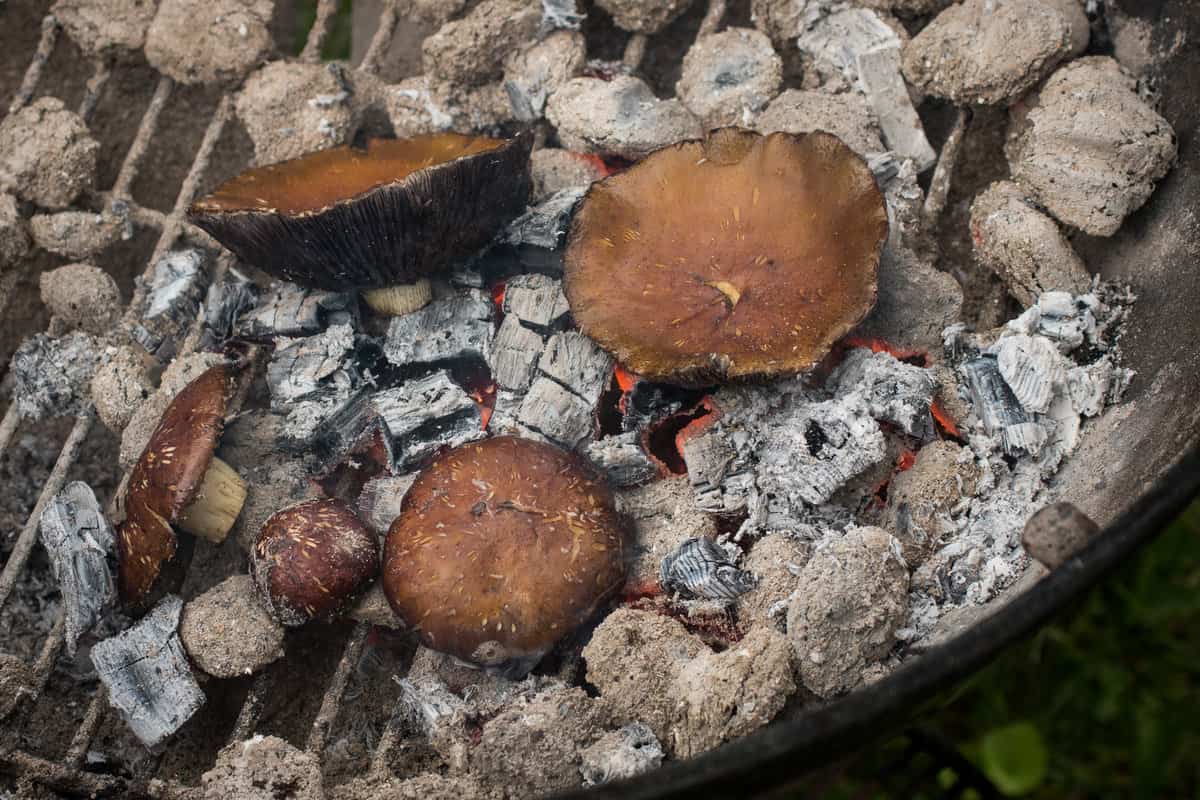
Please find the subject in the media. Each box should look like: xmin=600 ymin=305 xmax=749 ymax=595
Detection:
xmin=187 ymin=133 xmax=533 ymax=291
xmin=117 ymin=363 xmax=237 ymax=606
xmin=252 ymin=498 xmax=380 ymax=626
xmin=382 ymin=436 xmax=627 ymax=670
xmin=563 ymin=128 xmax=888 ymax=385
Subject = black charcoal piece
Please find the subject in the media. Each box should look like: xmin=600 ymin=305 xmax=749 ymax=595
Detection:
xmin=38 ymin=481 xmax=115 ymax=657
xmin=584 ymin=432 xmax=657 ymax=487
xmin=236 ymin=283 xmax=359 ymax=341
xmin=11 ymin=331 xmax=100 ymax=420
xmin=517 ymin=377 xmax=594 ymax=449
xmin=282 ymin=388 xmax=379 ymax=469
xmin=502 ymin=187 xmax=585 ymax=251
xmin=621 ymin=381 xmax=707 ymax=434
xmin=383 ymin=290 xmax=494 ymax=369
xmin=831 ymin=348 xmax=937 ymax=439
xmin=660 ymin=537 xmax=756 ymax=602
xmin=1001 ymin=421 xmax=1048 ymax=456
xmin=91 ymin=595 xmax=205 ymax=749
xmin=130 ymin=249 xmax=208 ymax=361
xmin=962 ymin=355 xmax=1029 ymax=435
xmin=266 ymin=324 xmax=358 ymax=408
xmin=538 ymin=331 xmax=612 ymax=405
xmin=503 ymin=273 xmax=570 ymax=332
xmin=197 ymin=268 xmax=259 ymax=350
xmin=372 ymin=371 xmax=485 ymax=471
xmin=488 ymin=315 xmax=545 ymax=391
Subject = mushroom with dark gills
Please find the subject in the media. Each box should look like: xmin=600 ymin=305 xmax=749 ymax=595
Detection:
xmin=117 ymin=363 xmax=246 ymax=606
xmin=562 ymin=128 xmax=889 ymax=385
xmin=187 ymin=133 xmax=533 ymax=316
xmin=251 ymin=498 xmax=379 ymax=627
xmin=382 ymin=436 xmax=627 ymax=676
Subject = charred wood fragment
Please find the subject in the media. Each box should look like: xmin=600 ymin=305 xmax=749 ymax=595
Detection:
xmin=197 ymin=268 xmax=259 ymax=351
xmin=961 ymin=355 xmax=1029 ymax=435
xmin=660 ymin=537 xmax=756 ymax=602
xmin=130 ymin=249 xmax=208 ymax=362
xmin=383 ymin=290 xmax=494 ymax=370
xmin=584 ymin=432 xmax=657 ymax=487
xmin=236 ymin=283 xmax=359 ymax=341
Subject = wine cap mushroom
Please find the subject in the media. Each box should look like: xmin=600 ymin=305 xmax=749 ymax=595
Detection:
xmin=117 ymin=363 xmax=246 ymax=606
xmin=251 ymin=498 xmax=380 ymax=626
xmin=187 ymin=133 xmax=533 ymax=315
xmin=382 ymin=436 xmax=627 ymax=675
xmin=563 ymin=127 xmax=888 ymax=385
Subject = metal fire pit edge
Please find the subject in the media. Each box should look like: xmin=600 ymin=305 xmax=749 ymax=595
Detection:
xmin=560 ymin=1 xmax=1200 ymax=796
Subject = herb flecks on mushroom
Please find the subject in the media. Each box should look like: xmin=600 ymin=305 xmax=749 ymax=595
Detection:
xmin=252 ymin=498 xmax=379 ymax=627
xmin=117 ymin=363 xmax=245 ymax=606
xmin=563 ymin=128 xmax=888 ymax=385
xmin=188 ymin=133 xmax=533 ymax=315
xmin=382 ymin=436 xmax=626 ymax=676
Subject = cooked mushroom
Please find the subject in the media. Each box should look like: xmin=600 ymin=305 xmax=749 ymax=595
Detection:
xmin=563 ymin=127 xmax=888 ymax=385
xmin=251 ymin=498 xmax=379 ymax=626
xmin=117 ymin=363 xmax=245 ymax=606
xmin=382 ymin=436 xmax=626 ymax=675
xmin=187 ymin=133 xmax=533 ymax=316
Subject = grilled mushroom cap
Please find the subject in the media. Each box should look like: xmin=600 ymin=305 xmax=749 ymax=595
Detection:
xmin=251 ymin=498 xmax=379 ymax=626
xmin=117 ymin=363 xmax=245 ymax=606
xmin=382 ymin=436 xmax=626 ymax=674
xmin=187 ymin=133 xmax=533 ymax=294
xmin=563 ymin=127 xmax=888 ymax=385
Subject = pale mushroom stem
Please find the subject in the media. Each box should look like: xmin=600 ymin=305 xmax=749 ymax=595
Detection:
xmin=362 ymin=278 xmax=433 ymax=316
xmin=176 ymin=457 xmax=247 ymax=544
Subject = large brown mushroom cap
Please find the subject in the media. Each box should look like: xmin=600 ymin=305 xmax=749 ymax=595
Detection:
xmin=251 ymin=498 xmax=379 ymax=627
xmin=187 ymin=133 xmax=533 ymax=291
xmin=563 ymin=128 xmax=888 ymax=385
xmin=117 ymin=363 xmax=238 ymax=606
xmin=382 ymin=436 xmax=626 ymax=672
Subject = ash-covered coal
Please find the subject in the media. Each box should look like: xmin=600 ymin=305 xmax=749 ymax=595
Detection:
xmin=660 ymin=537 xmax=756 ymax=602
xmin=131 ymin=249 xmax=209 ymax=362
xmin=11 ymin=331 xmax=101 ymax=420
xmin=237 ymin=282 xmax=359 ymax=341
xmin=198 ymin=268 xmax=259 ymax=351
xmin=383 ymin=290 xmax=494 ymax=371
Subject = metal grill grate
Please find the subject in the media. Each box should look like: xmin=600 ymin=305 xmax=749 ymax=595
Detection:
xmin=0 ymin=3 xmax=402 ymax=794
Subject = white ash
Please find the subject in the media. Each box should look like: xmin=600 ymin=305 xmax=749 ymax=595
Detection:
xmin=266 ymin=323 xmax=358 ymax=408
xmin=829 ymin=348 xmax=938 ymax=439
xmin=30 ymin=210 xmax=126 ymax=260
xmin=237 ymin=282 xmax=359 ymax=341
xmin=422 ymin=0 xmax=542 ymax=88
xmin=580 ymin=722 xmax=664 ymax=787
xmin=660 ymin=536 xmax=756 ymax=603
xmin=383 ymin=289 xmax=494 ymax=369
xmin=91 ymin=595 xmax=205 ymax=749
xmin=584 ymin=432 xmax=657 ymax=487
xmin=797 ymin=7 xmax=935 ymax=170
xmin=546 ymin=75 xmax=703 ymax=160
xmin=501 ymin=273 xmax=570 ymax=332
xmin=529 ymin=148 xmax=605 ymax=203
xmin=617 ymin=476 xmax=719 ymax=586
xmin=132 ymin=249 xmax=209 ymax=362
xmin=676 ymin=28 xmax=783 ymax=129
xmin=542 ymin=0 xmax=585 ymax=30
xmin=37 ymin=481 xmax=114 ymax=658
xmin=11 ymin=331 xmax=101 ymax=421
xmin=372 ymin=371 xmax=485 ymax=471
xmin=538 ymin=331 xmax=612 ymax=405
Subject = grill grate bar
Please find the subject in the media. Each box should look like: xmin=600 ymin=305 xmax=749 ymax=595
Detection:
xmin=228 ymin=670 xmax=275 ymax=745
xmin=7 ymin=14 xmax=59 ymax=114
xmin=0 ymin=406 xmax=95 ymax=612
xmin=358 ymin=0 xmax=399 ymax=76
xmin=110 ymin=75 xmax=174 ymax=201
xmin=0 ymin=404 xmax=19 ymax=465
xmin=65 ymin=687 xmax=108 ymax=767
xmin=78 ymin=58 xmax=112 ymax=123
xmin=305 ymin=621 xmax=370 ymax=756
xmin=300 ymin=0 xmax=341 ymax=63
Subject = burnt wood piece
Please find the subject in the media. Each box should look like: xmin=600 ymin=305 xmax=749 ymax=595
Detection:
xmin=11 ymin=331 xmax=100 ymax=421
xmin=584 ymin=432 xmax=657 ymax=487
xmin=962 ymin=355 xmax=1030 ymax=435
xmin=38 ymin=481 xmax=115 ymax=657
xmin=198 ymin=268 xmax=259 ymax=351
xmin=236 ymin=283 xmax=359 ymax=341
xmin=660 ymin=536 xmax=756 ymax=602
xmin=681 ymin=431 xmax=752 ymax=514
xmin=90 ymin=595 xmax=205 ymax=748
xmin=831 ymin=348 xmax=937 ymax=439
xmin=188 ymin=134 xmax=533 ymax=291
xmin=383 ymin=290 xmax=495 ymax=370
xmin=517 ymin=377 xmax=595 ymax=449
xmin=281 ymin=387 xmax=378 ymax=467
xmin=266 ymin=324 xmax=357 ymax=409
xmin=130 ymin=249 xmax=208 ymax=362
xmin=502 ymin=273 xmax=571 ymax=332
xmin=538 ymin=331 xmax=613 ymax=405
xmin=489 ymin=315 xmax=545 ymax=391
xmin=503 ymin=186 xmax=585 ymax=251
xmin=372 ymin=371 xmax=485 ymax=472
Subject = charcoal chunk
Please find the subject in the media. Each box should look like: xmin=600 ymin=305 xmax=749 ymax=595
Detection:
xmin=517 ymin=377 xmax=594 ymax=448
xmin=660 ymin=537 xmax=756 ymax=602
xmin=584 ymin=433 xmax=656 ymax=487
xmin=38 ymin=481 xmax=115 ymax=656
xmin=266 ymin=324 xmax=358 ymax=408
xmin=236 ymin=283 xmax=359 ymax=341
xmin=91 ymin=595 xmax=205 ymax=748
xmin=502 ymin=187 xmax=585 ymax=252
xmin=538 ymin=331 xmax=612 ymax=405
xmin=488 ymin=315 xmax=545 ymax=391
xmin=961 ymin=356 xmax=1029 ymax=435
xmin=11 ymin=331 xmax=100 ymax=421
xmin=831 ymin=348 xmax=937 ymax=439
xmin=372 ymin=371 xmax=485 ymax=471
xmin=198 ymin=268 xmax=259 ymax=350
xmin=130 ymin=249 xmax=208 ymax=361
xmin=502 ymin=273 xmax=571 ymax=331
xmin=383 ymin=290 xmax=494 ymax=369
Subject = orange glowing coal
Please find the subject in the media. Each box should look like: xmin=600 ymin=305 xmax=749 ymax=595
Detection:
xmin=490 ymin=281 xmax=507 ymax=313
xmin=613 ymin=364 xmax=639 ymax=393
xmin=470 ymin=382 xmax=497 ymax=431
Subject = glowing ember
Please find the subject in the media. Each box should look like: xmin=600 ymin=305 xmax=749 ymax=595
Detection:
xmin=930 ymin=400 xmax=963 ymax=439
xmin=641 ymin=397 xmax=719 ymax=475
xmin=614 ymin=364 xmax=639 ymax=393
xmin=490 ymin=281 xmax=507 ymax=314
xmin=470 ymin=382 xmax=497 ymax=431
xmin=841 ymin=335 xmax=929 ymax=367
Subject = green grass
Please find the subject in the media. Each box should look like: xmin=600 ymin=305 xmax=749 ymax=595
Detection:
xmin=293 ymin=0 xmax=353 ymax=60
xmin=839 ymin=499 xmax=1200 ymax=799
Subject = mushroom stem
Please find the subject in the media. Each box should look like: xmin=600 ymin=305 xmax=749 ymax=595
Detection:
xmin=176 ymin=457 xmax=247 ymax=544
xmin=362 ymin=278 xmax=433 ymax=316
